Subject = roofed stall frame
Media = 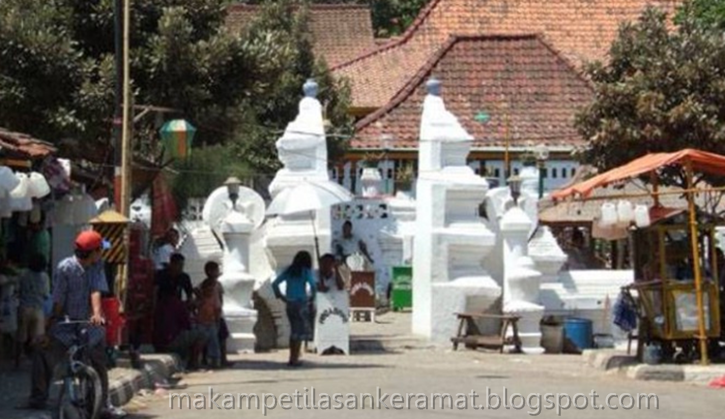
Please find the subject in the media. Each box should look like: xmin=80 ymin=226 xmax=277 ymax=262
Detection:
xmin=552 ymin=149 xmax=725 ymax=365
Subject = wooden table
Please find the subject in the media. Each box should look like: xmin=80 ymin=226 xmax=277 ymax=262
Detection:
xmin=451 ymin=312 xmax=522 ymax=353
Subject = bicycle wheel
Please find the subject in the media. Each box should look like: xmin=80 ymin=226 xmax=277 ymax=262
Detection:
xmin=57 ymin=365 xmax=103 ymax=419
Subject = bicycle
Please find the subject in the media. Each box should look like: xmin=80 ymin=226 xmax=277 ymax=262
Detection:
xmin=53 ymin=317 xmax=103 ymax=419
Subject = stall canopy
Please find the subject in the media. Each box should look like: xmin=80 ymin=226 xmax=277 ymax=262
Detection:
xmin=552 ymin=149 xmax=725 ymax=200
xmin=551 ymin=147 xmax=725 ymax=365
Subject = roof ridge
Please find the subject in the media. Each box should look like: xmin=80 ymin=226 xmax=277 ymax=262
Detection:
xmin=355 ymin=33 xmax=460 ymax=132
xmin=331 ymin=0 xmax=444 ymax=71
xmin=355 ymin=33 xmax=553 ymax=132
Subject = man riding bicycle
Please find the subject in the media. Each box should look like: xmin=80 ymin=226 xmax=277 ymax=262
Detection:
xmin=19 ymin=230 xmax=125 ymax=418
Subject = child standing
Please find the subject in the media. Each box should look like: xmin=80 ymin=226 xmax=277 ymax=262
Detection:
xmin=196 ymin=261 xmax=223 ymax=369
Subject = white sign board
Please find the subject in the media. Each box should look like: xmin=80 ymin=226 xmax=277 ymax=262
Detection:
xmin=314 ymin=290 xmax=350 ymax=355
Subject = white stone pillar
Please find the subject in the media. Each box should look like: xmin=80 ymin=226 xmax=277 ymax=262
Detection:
xmin=500 ymin=206 xmax=545 ymax=354
xmin=219 ymin=210 xmax=258 ymax=353
xmin=411 ymin=78 xmax=501 ymax=342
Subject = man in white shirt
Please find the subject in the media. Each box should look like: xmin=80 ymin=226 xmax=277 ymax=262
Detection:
xmin=334 ymin=221 xmax=373 ymax=266
xmin=154 ymin=228 xmax=179 ymax=271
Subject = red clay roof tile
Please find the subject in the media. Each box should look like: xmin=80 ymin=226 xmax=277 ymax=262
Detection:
xmin=352 ymin=34 xmax=594 ymax=151
xmin=226 ymin=3 xmax=377 ymax=68
xmin=333 ymin=0 xmax=682 ymax=109
xmin=0 ymin=127 xmax=56 ymax=159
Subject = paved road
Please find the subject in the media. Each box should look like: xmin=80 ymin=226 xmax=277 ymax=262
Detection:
xmin=126 ymin=349 xmax=725 ymax=419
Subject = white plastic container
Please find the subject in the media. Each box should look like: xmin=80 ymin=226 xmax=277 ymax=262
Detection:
xmin=617 ymin=200 xmax=634 ymax=224
xmin=0 ymin=166 xmax=20 ymax=192
xmin=600 ymin=202 xmax=618 ymax=226
xmin=9 ymin=173 xmax=29 ymax=198
xmin=634 ymin=205 xmax=650 ymax=228
xmin=28 ymin=172 xmax=51 ymax=198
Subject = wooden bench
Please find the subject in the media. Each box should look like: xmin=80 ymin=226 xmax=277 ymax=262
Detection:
xmin=451 ymin=312 xmax=522 ymax=353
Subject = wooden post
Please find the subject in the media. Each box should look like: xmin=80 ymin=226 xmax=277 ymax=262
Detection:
xmin=650 ymin=171 xmax=660 ymax=207
xmin=685 ymin=159 xmax=709 ymax=365
xmin=117 ymin=0 xmax=133 ymax=308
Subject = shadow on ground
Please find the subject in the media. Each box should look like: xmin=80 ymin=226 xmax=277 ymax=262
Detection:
xmin=223 ymin=359 xmax=390 ymax=371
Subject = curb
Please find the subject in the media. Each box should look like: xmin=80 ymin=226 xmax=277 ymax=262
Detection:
xmin=582 ymin=349 xmax=638 ymax=371
xmin=109 ymin=354 xmax=178 ymax=407
xmin=584 ymin=349 xmax=725 ymax=384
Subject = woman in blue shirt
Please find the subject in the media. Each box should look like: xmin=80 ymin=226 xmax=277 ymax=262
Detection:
xmin=272 ymin=251 xmax=316 ymax=366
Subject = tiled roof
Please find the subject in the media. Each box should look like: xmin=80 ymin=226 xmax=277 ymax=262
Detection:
xmin=0 ymin=127 xmax=56 ymax=159
xmin=225 ymin=3 xmax=376 ymax=68
xmin=352 ymin=34 xmax=594 ymax=151
xmin=333 ymin=0 xmax=682 ymax=109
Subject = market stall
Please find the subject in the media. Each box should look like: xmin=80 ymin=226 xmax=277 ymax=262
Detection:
xmin=552 ymin=149 xmax=725 ymax=364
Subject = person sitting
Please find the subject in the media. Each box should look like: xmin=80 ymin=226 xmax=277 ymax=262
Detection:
xmin=318 ymin=254 xmax=344 ymax=293
xmin=272 ymin=251 xmax=316 ymax=367
xmin=334 ymin=221 xmax=374 ymax=266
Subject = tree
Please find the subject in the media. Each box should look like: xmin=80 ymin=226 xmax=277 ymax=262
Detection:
xmin=0 ymin=0 xmax=114 ymax=144
xmin=229 ymin=0 xmax=353 ymax=177
xmin=576 ymin=6 xmax=725 ymax=187
xmin=0 ymin=0 xmax=352 ymax=188
xmin=678 ymin=0 xmax=725 ymax=30
xmin=243 ymin=0 xmax=429 ymax=37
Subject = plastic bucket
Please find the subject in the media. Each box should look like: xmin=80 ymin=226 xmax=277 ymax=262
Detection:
xmin=540 ymin=324 xmax=564 ymax=354
xmin=563 ymin=318 xmax=593 ymax=353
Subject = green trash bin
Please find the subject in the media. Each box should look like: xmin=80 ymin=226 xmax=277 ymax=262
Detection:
xmin=391 ymin=266 xmax=413 ymax=311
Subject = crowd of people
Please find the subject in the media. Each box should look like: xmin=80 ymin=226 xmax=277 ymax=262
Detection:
xmin=4 ymin=221 xmax=368 ymax=416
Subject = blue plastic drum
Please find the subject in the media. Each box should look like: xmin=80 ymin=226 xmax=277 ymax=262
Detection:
xmin=563 ymin=317 xmax=593 ymax=352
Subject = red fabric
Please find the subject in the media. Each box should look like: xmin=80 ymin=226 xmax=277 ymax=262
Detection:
xmin=102 ymin=297 xmax=125 ymax=346
xmin=151 ymin=175 xmax=178 ymax=239
xmin=553 ymin=149 xmax=725 ymax=200
xmin=709 ymin=375 xmax=725 ymax=389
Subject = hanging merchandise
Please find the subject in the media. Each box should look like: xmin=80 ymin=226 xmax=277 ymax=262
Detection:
xmin=9 ymin=173 xmax=32 ymax=212
xmin=28 ymin=172 xmax=51 ymax=198
xmin=0 ymin=166 xmax=20 ymax=192
xmin=30 ymin=201 xmax=42 ymax=224
xmin=634 ymin=205 xmax=651 ymax=228
xmin=41 ymin=157 xmax=72 ymax=194
xmin=617 ymin=200 xmax=634 ymax=224
xmin=600 ymin=202 xmax=618 ymax=226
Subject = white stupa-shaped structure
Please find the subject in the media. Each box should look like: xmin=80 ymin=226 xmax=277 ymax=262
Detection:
xmin=261 ymin=79 xmax=333 ymax=347
xmin=412 ymin=78 xmax=501 ymax=342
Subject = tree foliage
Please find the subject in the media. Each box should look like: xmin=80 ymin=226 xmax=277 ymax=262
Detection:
xmin=244 ymin=0 xmax=429 ymax=37
xmin=678 ymin=0 xmax=725 ymax=30
xmin=576 ymin=5 xmax=725 ymax=187
xmin=0 ymin=0 xmax=352 ymax=185
xmin=229 ymin=0 xmax=353 ymax=176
